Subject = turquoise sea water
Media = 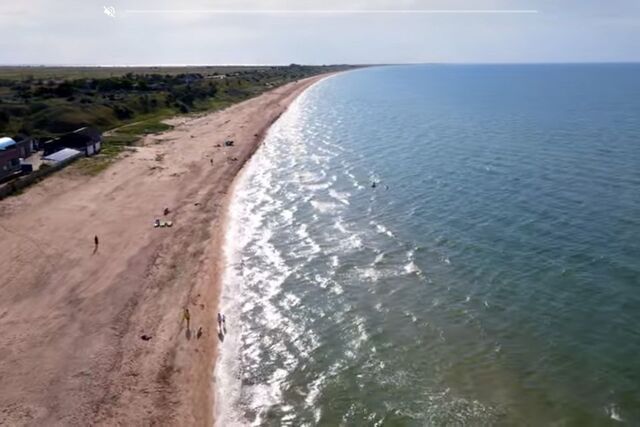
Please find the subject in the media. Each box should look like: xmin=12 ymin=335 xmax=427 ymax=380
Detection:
xmin=216 ymin=65 xmax=640 ymax=425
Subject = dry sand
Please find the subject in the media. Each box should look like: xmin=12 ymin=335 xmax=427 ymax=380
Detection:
xmin=0 ymin=75 xmax=328 ymax=426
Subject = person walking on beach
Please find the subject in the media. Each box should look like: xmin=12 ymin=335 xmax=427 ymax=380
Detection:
xmin=183 ymin=308 xmax=191 ymax=330
xmin=93 ymin=235 xmax=99 ymax=254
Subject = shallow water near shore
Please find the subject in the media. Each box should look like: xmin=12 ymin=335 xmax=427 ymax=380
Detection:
xmin=216 ymin=64 xmax=640 ymax=425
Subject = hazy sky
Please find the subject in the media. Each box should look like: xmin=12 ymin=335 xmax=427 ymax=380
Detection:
xmin=0 ymin=0 xmax=639 ymax=65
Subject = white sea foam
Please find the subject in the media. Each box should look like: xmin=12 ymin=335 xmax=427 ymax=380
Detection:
xmin=329 ymin=189 xmax=351 ymax=205
xmin=314 ymin=274 xmax=330 ymax=289
xmin=305 ymin=376 xmax=325 ymax=422
xmin=330 ymin=281 xmax=344 ymax=295
xmin=280 ymin=207 xmax=295 ymax=224
xmin=606 ymin=404 xmax=624 ymax=422
xmin=310 ymin=199 xmax=341 ymax=214
xmin=344 ymin=169 xmax=365 ymax=189
xmin=316 ymin=145 xmax=339 ymax=156
xmin=297 ymin=169 xmax=327 ymax=184
xmin=341 ymin=233 xmax=363 ymax=250
xmin=304 ymin=181 xmax=332 ymax=191
xmin=358 ymin=267 xmax=382 ymax=281
xmin=403 ymin=250 xmax=423 ymax=276
xmin=404 ymin=261 xmax=420 ymax=275
xmin=310 ymin=154 xmax=326 ymax=165
xmin=403 ymin=310 xmax=418 ymax=323
xmin=334 ymin=217 xmax=348 ymax=234
xmin=297 ymin=223 xmax=309 ymax=239
xmin=353 ymin=316 xmax=370 ymax=349
xmin=214 ymin=80 xmax=321 ymax=426
xmin=374 ymin=222 xmax=395 ymax=238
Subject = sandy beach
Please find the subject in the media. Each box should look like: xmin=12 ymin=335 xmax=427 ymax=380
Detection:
xmin=0 ymin=74 xmax=327 ymax=426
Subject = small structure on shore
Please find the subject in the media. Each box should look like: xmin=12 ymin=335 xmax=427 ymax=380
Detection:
xmin=4 ymin=135 xmax=37 ymax=158
xmin=42 ymin=148 xmax=83 ymax=165
xmin=0 ymin=138 xmax=22 ymax=181
xmin=44 ymin=127 xmax=102 ymax=157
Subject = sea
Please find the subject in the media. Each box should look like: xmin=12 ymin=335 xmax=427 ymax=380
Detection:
xmin=215 ymin=64 xmax=640 ymax=426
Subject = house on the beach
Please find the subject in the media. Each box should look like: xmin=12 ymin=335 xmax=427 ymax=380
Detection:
xmin=0 ymin=138 xmax=22 ymax=181
xmin=17 ymin=135 xmax=36 ymax=158
xmin=44 ymin=127 xmax=102 ymax=156
xmin=0 ymin=136 xmax=40 ymax=181
xmin=8 ymin=135 xmax=37 ymax=159
xmin=0 ymin=136 xmax=36 ymax=158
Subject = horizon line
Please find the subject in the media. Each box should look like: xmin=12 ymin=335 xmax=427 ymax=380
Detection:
xmin=121 ymin=9 xmax=539 ymax=15
xmin=2 ymin=62 xmax=640 ymax=68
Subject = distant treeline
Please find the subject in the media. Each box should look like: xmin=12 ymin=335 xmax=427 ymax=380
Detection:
xmin=0 ymin=65 xmax=352 ymax=139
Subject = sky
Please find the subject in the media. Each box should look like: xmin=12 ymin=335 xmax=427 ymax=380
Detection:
xmin=0 ymin=0 xmax=639 ymax=65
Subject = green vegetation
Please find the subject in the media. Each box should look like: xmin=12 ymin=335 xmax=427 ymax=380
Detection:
xmin=0 ymin=65 xmax=354 ymax=173
xmin=73 ymin=156 xmax=115 ymax=176
xmin=107 ymin=115 xmax=174 ymax=149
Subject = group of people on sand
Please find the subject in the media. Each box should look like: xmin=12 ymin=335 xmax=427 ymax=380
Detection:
xmin=217 ymin=312 xmax=227 ymax=341
xmin=182 ymin=308 xmax=205 ymax=339
xmin=181 ymin=307 xmax=227 ymax=342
